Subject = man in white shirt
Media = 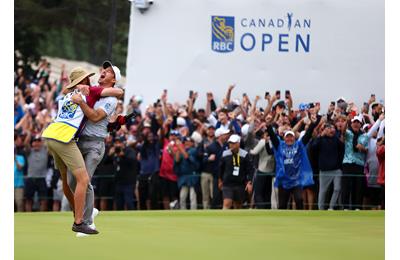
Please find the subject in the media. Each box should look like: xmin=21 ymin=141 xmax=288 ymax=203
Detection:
xmin=69 ymin=61 xmax=121 ymax=235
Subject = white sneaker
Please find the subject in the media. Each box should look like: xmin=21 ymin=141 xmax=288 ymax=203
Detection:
xmin=76 ymin=232 xmax=89 ymax=238
xmin=169 ymin=200 xmax=179 ymax=210
xmin=76 ymin=208 xmax=99 ymax=237
xmin=92 ymin=208 xmax=99 ymax=219
xmin=90 ymin=208 xmax=99 ymax=229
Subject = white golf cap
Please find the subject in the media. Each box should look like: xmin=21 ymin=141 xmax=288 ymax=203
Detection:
xmin=215 ymin=127 xmax=230 ymax=138
xmin=103 ymin=60 xmax=121 ymax=84
xmin=336 ymin=97 xmax=346 ymax=102
xmin=177 ymin=117 xmax=186 ymax=126
xmin=351 ymin=115 xmax=364 ymax=123
xmin=228 ymin=134 xmax=241 ymax=143
xmin=191 ymin=131 xmax=203 ymax=144
xmin=284 ymin=130 xmax=295 ymax=138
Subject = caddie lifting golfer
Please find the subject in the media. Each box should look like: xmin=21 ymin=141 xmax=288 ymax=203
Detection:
xmin=42 ymin=67 xmax=122 ymax=235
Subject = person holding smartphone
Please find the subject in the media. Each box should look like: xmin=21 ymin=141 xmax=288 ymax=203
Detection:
xmin=112 ymin=136 xmax=139 ymax=211
xmin=275 ymin=90 xmax=281 ymax=100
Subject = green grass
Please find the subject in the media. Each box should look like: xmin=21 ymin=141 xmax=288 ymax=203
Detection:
xmin=15 ymin=210 xmax=384 ymax=260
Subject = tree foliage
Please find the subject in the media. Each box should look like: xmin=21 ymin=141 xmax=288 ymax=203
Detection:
xmin=15 ymin=0 xmax=130 ymax=74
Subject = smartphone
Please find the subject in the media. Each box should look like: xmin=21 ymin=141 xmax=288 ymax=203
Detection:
xmin=163 ymin=89 xmax=167 ymax=94
xmin=189 ymin=90 xmax=193 ymax=98
xmin=331 ymin=101 xmax=335 ymax=106
xmin=275 ymin=90 xmax=281 ymax=99
xmin=285 ymin=90 xmax=290 ymax=98
xmin=265 ymin=91 xmax=270 ymax=98
xmin=371 ymin=94 xmax=375 ymax=97
xmin=242 ymin=93 xmax=247 ymax=97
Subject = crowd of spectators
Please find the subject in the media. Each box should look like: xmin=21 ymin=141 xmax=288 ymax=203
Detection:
xmin=14 ymin=59 xmax=385 ymax=212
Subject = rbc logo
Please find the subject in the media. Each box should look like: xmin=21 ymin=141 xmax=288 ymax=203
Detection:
xmin=59 ymin=100 xmax=78 ymax=120
xmin=211 ymin=16 xmax=234 ymax=53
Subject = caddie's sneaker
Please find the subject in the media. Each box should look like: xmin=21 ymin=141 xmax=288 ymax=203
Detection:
xmin=72 ymin=222 xmax=99 ymax=235
xmin=76 ymin=208 xmax=100 ymax=237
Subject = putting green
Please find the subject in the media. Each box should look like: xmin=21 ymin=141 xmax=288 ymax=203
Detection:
xmin=15 ymin=210 xmax=384 ymax=260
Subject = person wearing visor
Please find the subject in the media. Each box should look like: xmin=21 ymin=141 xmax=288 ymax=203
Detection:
xmin=265 ymin=113 xmax=319 ymax=210
xmin=218 ymin=134 xmax=254 ymax=209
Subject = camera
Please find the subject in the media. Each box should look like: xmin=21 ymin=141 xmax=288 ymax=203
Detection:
xmin=132 ymin=0 xmax=154 ymax=13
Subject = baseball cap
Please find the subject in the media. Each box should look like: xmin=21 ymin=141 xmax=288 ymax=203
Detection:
xmin=32 ymin=135 xmax=42 ymax=142
xmin=115 ymin=135 xmax=126 ymax=142
xmin=191 ymin=131 xmax=203 ymax=144
xmin=205 ymin=123 xmax=215 ymax=129
xmin=215 ymin=128 xmax=230 ymax=138
xmin=323 ymin=123 xmax=334 ymax=129
xmin=298 ymin=103 xmax=307 ymax=111
xmin=351 ymin=115 xmax=363 ymax=123
xmin=337 ymin=97 xmax=346 ymax=103
xmin=177 ymin=117 xmax=186 ymax=127
xmin=102 ymin=61 xmax=121 ymax=84
xmin=371 ymin=102 xmax=379 ymax=109
xmin=184 ymin=136 xmax=194 ymax=143
xmin=170 ymin=130 xmax=180 ymax=136
xmin=284 ymin=130 xmax=295 ymax=138
xmin=228 ymin=134 xmax=241 ymax=143
xmin=275 ymin=100 xmax=286 ymax=109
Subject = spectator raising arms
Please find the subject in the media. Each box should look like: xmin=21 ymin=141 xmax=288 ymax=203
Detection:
xmin=14 ymin=60 xmax=385 ymax=212
xmin=266 ymin=113 xmax=319 ymax=210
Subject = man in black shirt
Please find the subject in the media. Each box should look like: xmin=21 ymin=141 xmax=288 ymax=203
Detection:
xmin=95 ymin=136 xmax=116 ymax=211
xmin=311 ymin=123 xmax=345 ymax=210
xmin=218 ymin=134 xmax=254 ymax=209
xmin=112 ymin=136 xmax=139 ymax=210
xmin=205 ymin=128 xmax=230 ymax=209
